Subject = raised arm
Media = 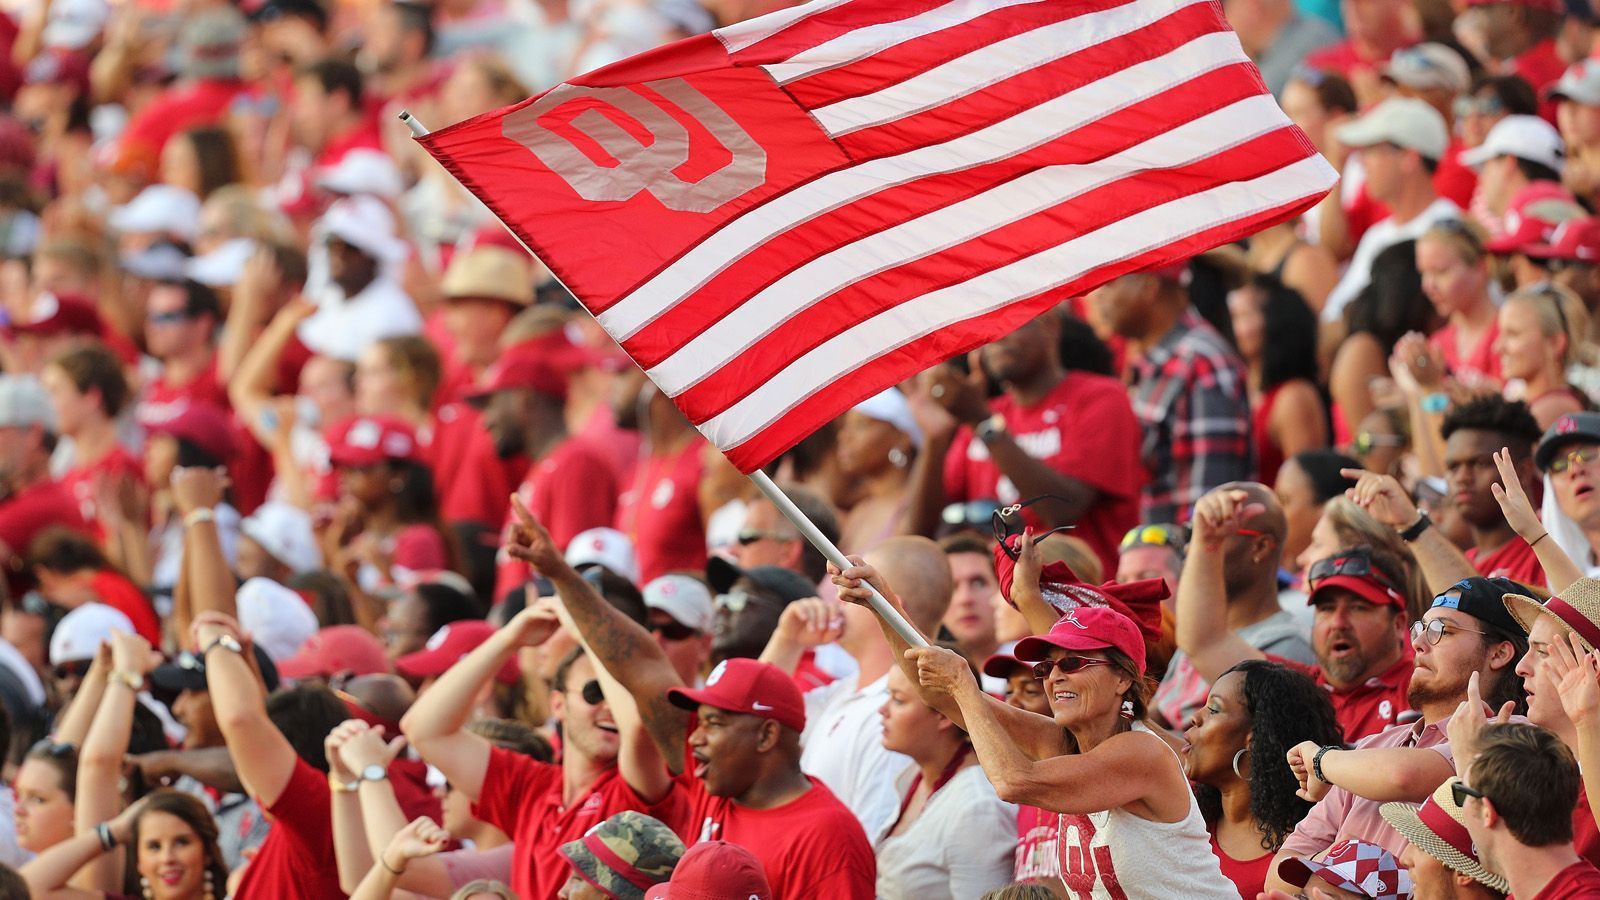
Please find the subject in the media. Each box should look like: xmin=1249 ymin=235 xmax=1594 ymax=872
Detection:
xmin=50 ymin=642 xmax=111 ymax=747
xmin=1550 ymin=635 xmax=1600 ymax=828
xmin=1342 ymin=469 xmax=1474 ymax=592
xmin=228 ymin=301 xmax=316 ymax=452
xmin=130 ymin=747 xmax=244 ymax=795
xmin=348 ymin=817 xmax=451 ymax=900
xmin=903 ymin=369 xmax=964 ymax=538
xmin=169 ymin=467 xmax=234 ymax=646
xmin=1490 ymin=448 xmax=1582 ymax=593
xmin=1008 ymin=530 xmax=1062 ymax=636
xmin=20 ymin=797 xmax=146 ymax=900
xmin=400 ymin=606 xmax=557 ymax=799
xmin=1175 ymin=490 xmax=1267 ymax=683
xmin=217 ymin=250 xmax=283 ymax=382
xmin=74 ymin=632 xmax=161 ymax=891
xmin=194 ymin=612 xmax=295 ymax=807
xmin=759 ymin=599 xmax=843 ymax=675
xmin=504 ymin=496 xmax=690 ymax=772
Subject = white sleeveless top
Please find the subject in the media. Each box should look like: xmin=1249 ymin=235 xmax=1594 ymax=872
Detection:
xmin=1055 ymin=723 xmax=1241 ymax=899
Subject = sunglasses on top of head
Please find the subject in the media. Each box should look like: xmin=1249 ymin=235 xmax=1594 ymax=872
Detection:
xmin=1306 ymin=549 xmax=1400 ymax=594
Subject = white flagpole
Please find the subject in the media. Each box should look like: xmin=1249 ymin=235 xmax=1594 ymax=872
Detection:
xmin=400 ymin=111 xmax=930 ymax=650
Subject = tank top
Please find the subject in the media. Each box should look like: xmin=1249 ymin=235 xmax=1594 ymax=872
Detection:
xmin=1252 ymin=384 xmax=1286 ymax=487
xmin=1055 ymin=723 xmax=1240 ymax=899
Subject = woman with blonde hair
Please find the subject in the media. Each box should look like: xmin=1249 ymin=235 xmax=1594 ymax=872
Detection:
xmin=1419 ymin=219 xmax=1501 ymax=384
xmin=1495 ymin=283 xmax=1589 ymax=428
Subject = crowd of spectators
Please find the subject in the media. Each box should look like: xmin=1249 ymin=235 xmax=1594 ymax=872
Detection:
xmin=12 ymin=0 xmax=1600 ymax=897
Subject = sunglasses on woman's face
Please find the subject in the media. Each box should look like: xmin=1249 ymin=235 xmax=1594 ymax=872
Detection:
xmin=1030 ymin=655 xmax=1114 ymax=680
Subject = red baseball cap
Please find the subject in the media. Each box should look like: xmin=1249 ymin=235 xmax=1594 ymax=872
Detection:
xmin=1013 ymin=607 xmax=1148 ymax=678
xmin=395 ymin=620 xmax=518 ymax=686
xmin=4 ymin=291 xmax=103 ymax=338
xmin=666 ymin=658 xmax=805 ymax=733
xmin=980 ymin=650 xmax=1030 ymax=680
xmin=1308 ymin=572 xmax=1407 ymax=611
xmin=325 ymin=415 xmax=421 ymax=469
xmin=467 ymin=340 xmax=569 ymax=403
xmin=644 ymin=841 xmax=772 ymax=900
xmin=1525 ymin=217 xmax=1600 ymax=263
xmin=276 ymin=625 xmax=391 ymax=680
xmin=140 ymin=400 xmax=237 ymax=464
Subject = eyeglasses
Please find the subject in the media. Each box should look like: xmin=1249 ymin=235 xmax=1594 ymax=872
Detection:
xmin=1411 ymin=618 xmax=1490 ymax=646
xmin=1120 ymin=523 xmax=1189 ymax=554
xmin=992 ymin=495 xmax=1076 ymax=560
xmin=735 ymin=529 xmax=796 ymax=547
xmin=52 ymin=659 xmax=91 ymax=681
xmin=1352 ymin=430 xmax=1406 ymax=456
xmin=1453 ymin=95 xmax=1504 ymax=119
xmin=1549 ymin=445 xmax=1600 ymax=476
xmin=715 ymin=591 xmax=755 ymax=614
xmin=146 ymin=309 xmax=194 ymax=326
xmin=1307 ymin=550 xmax=1401 ymax=594
xmin=1450 ymin=780 xmax=1487 ymax=808
xmin=1030 ymin=655 xmax=1115 ymax=679
xmin=941 ymin=499 xmax=1001 ymax=529
xmin=649 ymin=620 xmax=700 ymax=641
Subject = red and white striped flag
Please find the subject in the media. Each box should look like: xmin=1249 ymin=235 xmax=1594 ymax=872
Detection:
xmin=418 ymin=0 xmax=1337 ymax=473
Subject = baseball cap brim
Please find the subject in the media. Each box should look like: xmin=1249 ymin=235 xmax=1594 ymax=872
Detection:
xmin=1012 ymin=631 xmax=1115 ymax=663
xmin=149 ymin=660 xmax=207 ymax=692
xmin=980 ymin=653 xmax=1029 ymax=679
xmin=1308 ymin=573 xmax=1404 ymax=609
xmin=1536 ymin=425 xmax=1600 ymax=470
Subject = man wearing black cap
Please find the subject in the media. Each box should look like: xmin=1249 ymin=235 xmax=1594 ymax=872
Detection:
xmin=1265 ymin=576 xmax=1529 ymax=893
xmin=1532 ymin=411 xmax=1600 ymax=582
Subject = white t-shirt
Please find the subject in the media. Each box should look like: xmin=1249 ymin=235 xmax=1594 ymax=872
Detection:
xmin=798 ymin=671 xmax=908 ymax=844
xmin=1321 ymin=197 xmax=1461 ymax=323
xmin=875 ymin=764 xmax=1017 ymax=900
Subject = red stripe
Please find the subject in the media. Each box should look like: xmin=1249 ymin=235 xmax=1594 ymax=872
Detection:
xmin=831 ymin=4 xmax=1238 ymax=158
xmin=668 ymin=127 xmax=1314 ymax=423
xmin=620 ymin=61 xmax=1270 ymax=368
xmin=783 ymin=0 xmax=1171 ymax=110
xmin=1546 ymin=597 xmax=1600 ymax=648
xmin=582 ymin=832 xmax=657 ymax=891
xmin=717 ymin=193 xmax=1323 ymax=472
xmin=725 ymin=0 xmax=955 ymax=64
xmin=1417 ymin=797 xmax=1479 ymax=862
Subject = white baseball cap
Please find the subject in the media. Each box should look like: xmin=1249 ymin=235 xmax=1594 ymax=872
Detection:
xmin=642 ymin=574 xmax=715 ymax=633
xmin=1460 ymin=115 xmax=1566 ymax=172
xmin=42 ymin=0 xmax=108 ymax=50
xmin=316 ymin=149 xmax=403 ymax=199
xmin=1382 ymin=43 xmax=1469 ymax=94
xmin=49 ymin=603 xmax=133 ymax=667
xmin=318 ymin=195 xmax=407 ymax=265
xmin=108 ymin=185 xmax=201 ymax=240
xmin=240 ymin=502 xmax=323 ymax=574
xmin=0 ymin=375 xmax=54 ymax=431
xmin=237 ymin=577 xmax=319 ymax=662
xmin=1334 ymin=96 xmax=1450 ymax=162
xmin=565 ymin=527 xmax=639 ymax=583
xmin=1551 ymin=59 xmax=1600 ymax=108
xmin=851 ymin=388 xmax=923 ymax=449
xmin=186 ymin=238 xmax=257 ymax=288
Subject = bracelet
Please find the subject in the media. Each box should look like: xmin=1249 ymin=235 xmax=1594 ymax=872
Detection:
xmin=1420 ymin=392 xmax=1449 ymax=414
xmin=381 ymin=854 xmax=405 ymax=875
xmin=182 ymin=508 xmax=216 ymax=528
xmin=1312 ymin=744 xmax=1339 ymax=785
xmin=1531 ymin=531 xmax=1551 ymax=549
xmin=96 ymin=822 xmax=116 ymax=851
xmin=1398 ymin=512 xmax=1432 ymax=543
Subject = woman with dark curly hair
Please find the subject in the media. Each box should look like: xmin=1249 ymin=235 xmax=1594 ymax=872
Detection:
xmin=1183 ymin=659 xmax=1344 ymax=899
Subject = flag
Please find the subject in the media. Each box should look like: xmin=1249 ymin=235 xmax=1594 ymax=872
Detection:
xmin=417 ymin=0 xmax=1338 ymax=473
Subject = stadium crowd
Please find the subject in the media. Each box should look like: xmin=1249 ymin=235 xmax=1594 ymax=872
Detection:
xmin=14 ymin=0 xmax=1600 ymax=897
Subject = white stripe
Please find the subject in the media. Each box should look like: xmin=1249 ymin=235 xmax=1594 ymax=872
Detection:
xmin=761 ymin=0 xmax=1060 ymax=85
xmin=812 ymin=0 xmax=1217 ymax=136
xmin=713 ymin=0 xmax=855 ymax=54
xmin=696 ymin=154 xmax=1336 ymax=450
xmin=598 ymin=30 xmax=1250 ymax=340
xmin=646 ymin=93 xmax=1288 ymax=396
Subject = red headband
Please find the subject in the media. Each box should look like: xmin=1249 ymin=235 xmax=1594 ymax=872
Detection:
xmin=1417 ymin=797 xmax=1479 ymax=862
xmin=1545 ymin=597 xmax=1600 ymax=648
xmin=582 ymin=832 xmax=657 ymax=892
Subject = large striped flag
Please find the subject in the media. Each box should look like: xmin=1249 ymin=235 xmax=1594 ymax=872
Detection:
xmin=417 ymin=0 xmax=1337 ymax=473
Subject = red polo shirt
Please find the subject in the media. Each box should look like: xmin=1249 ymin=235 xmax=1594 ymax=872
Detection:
xmin=1275 ymin=650 xmax=1415 ymax=743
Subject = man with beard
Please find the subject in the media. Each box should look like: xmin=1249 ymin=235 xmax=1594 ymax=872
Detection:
xmin=1261 ymin=577 xmax=1528 ymax=893
xmin=471 ymin=339 xmax=617 ymax=601
xmin=1178 ymin=486 xmax=1415 ymax=741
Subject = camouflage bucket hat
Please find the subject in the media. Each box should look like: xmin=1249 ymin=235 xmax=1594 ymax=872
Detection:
xmin=559 ymin=811 xmax=686 ymax=900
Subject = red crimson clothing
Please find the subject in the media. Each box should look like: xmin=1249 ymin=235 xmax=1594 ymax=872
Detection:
xmin=119 ymin=79 xmax=250 ymax=158
xmin=87 ymin=571 xmax=161 ymax=646
xmin=431 ymin=401 xmax=523 ymax=526
xmin=1276 ymin=651 xmax=1415 ymax=743
xmin=1435 ymin=142 xmax=1479 ymax=209
xmin=1465 ymin=536 xmax=1545 ymax=588
xmin=1529 ymin=860 xmax=1600 ymax=899
xmin=1429 ymin=318 xmax=1501 ymax=386
xmin=60 ymin=446 xmax=144 ymax=540
xmin=616 ymin=440 xmax=708 ymax=584
xmin=1515 ymin=39 xmax=1567 ymax=124
xmin=1012 ymin=804 xmax=1062 ymax=885
xmin=138 ymin=359 xmax=230 ymax=418
xmin=0 ymin=479 xmax=88 ymax=595
xmin=494 ymin=438 xmax=619 ymax=600
xmin=944 ymin=372 xmax=1145 ymax=577
xmin=233 ymin=758 xmax=345 ymax=900
xmin=1253 ymin=384 xmax=1287 ymax=487
xmin=652 ymin=772 xmax=876 ymax=900
xmin=1573 ymin=783 xmax=1600 ymax=869
xmin=472 ymin=747 xmax=669 ymax=900
xmin=1304 ymin=40 xmax=1408 ymax=84
xmin=1210 ymin=834 xmax=1271 ymax=899
xmin=391 ymin=523 xmax=450 ymax=574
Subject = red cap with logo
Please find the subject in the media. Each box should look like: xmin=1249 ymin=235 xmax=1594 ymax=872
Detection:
xmin=325 ymin=415 xmax=421 ymax=469
xmin=1012 ymin=607 xmax=1148 ymax=677
xmin=395 ymin=620 xmax=519 ymax=686
xmin=644 ymin=841 xmax=772 ymax=900
xmin=276 ymin=625 xmax=392 ymax=680
xmin=1525 ymin=217 xmax=1600 ymax=263
xmin=3 ymin=292 xmax=104 ymax=338
xmin=666 ymin=658 xmax=805 ymax=733
xmin=1307 ymin=551 xmax=1408 ymax=611
xmin=141 ymin=400 xmax=237 ymax=464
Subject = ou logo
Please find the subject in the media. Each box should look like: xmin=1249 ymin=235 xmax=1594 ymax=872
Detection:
xmin=503 ymin=78 xmax=767 ymax=214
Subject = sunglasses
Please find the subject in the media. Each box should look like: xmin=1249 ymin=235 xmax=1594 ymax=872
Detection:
xmin=714 ymin=591 xmax=759 ymax=614
xmin=1549 ymin=445 xmax=1600 ymax=475
xmin=1306 ymin=549 xmax=1401 ymax=594
xmin=992 ymin=495 xmax=1076 ymax=560
xmin=1029 ymin=655 xmax=1115 ymax=680
xmin=941 ymin=499 xmax=1001 ymax=528
xmin=734 ymin=529 xmax=795 ymax=547
xmin=1120 ymin=523 xmax=1188 ymax=554
xmin=146 ymin=309 xmax=193 ymax=326
xmin=1453 ymin=95 xmax=1504 ymax=119
xmin=574 ymin=679 xmax=605 ymax=706
xmin=52 ymin=659 xmax=92 ymax=681
xmin=1411 ymin=617 xmax=1489 ymax=646
xmin=1352 ymin=430 xmax=1406 ymax=456
xmin=649 ymin=620 xmax=700 ymax=641
xmin=1450 ymin=780 xmax=1487 ymax=808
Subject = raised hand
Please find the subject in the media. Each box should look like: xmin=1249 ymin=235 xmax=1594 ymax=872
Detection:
xmin=337 ymin=723 xmax=407 ymax=776
xmin=324 ymin=718 xmax=372 ymax=782
xmin=382 ymin=816 xmax=451 ymax=873
xmin=1549 ymin=633 xmax=1600 ymax=728
xmin=191 ymin=610 xmax=244 ymax=651
xmin=1446 ymin=671 xmax=1516 ymax=775
xmin=505 ymin=493 xmax=567 ymax=576
xmin=1284 ymin=741 xmax=1331 ymax=803
xmin=1489 ymin=447 xmax=1545 ymax=543
xmin=774 ymin=597 xmax=844 ymax=648
xmin=1190 ymin=488 xmax=1264 ymax=552
xmin=1339 ymin=468 xmax=1419 ymax=530
xmin=504 ymin=603 xmax=561 ymax=649
xmin=170 ymin=466 xmax=229 ymax=518
xmin=906 ymin=646 xmax=978 ymax=697
xmin=108 ymin=632 xmax=159 ymax=676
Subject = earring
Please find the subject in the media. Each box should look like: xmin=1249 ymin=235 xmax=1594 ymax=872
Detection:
xmin=887 ymin=447 xmax=908 ymax=468
xmin=141 ymin=877 xmax=153 ymax=900
xmin=204 ymin=869 xmax=216 ymax=900
xmin=1119 ymin=699 xmax=1134 ymax=719
xmin=1232 ymin=748 xmax=1248 ymax=779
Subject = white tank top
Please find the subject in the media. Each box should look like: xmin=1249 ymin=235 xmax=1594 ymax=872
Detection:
xmin=1054 ymin=723 xmax=1241 ymax=899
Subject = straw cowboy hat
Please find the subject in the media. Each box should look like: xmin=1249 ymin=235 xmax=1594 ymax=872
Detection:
xmin=442 ymin=244 xmax=534 ymax=307
xmin=1505 ymin=577 xmax=1600 ymax=651
xmin=1380 ymin=778 xmax=1509 ymax=894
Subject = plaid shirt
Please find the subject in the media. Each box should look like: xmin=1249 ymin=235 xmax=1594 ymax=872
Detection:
xmin=1129 ymin=310 xmax=1253 ymax=523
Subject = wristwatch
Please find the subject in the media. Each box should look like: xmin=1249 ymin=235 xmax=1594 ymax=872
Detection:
xmin=107 ymin=670 xmax=144 ymax=692
xmin=203 ymin=634 xmax=244 ymax=658
xmin=1312 ymin=744 xmax=1340 ymax=785
xmin=974 ymin=414 xmax=1007 ymax=444
xmin=359 ymin=764 xmax=389 ymax=785
xmin=1399 ymin=511 xmax=1432 ymax=543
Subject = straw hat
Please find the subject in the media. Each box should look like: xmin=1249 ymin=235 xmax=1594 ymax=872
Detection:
xmin=1504 ymin=577 xmax=1600 ymax=651
xmin=442 ymin=245 xmax=534 ymax=307
xmin=1379 ymin=778 xmax=1509 ymax=894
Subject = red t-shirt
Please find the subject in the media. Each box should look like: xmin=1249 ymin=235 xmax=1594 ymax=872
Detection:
xmin=1516 ymin=39 xmax=1567 ymax=124
xmin=1429 ymin=318 xmax=1501 ymax=387
xmin=120 ymin=78 xmax=249 ymax=158
xmin=59 ymin=446 xmax=144 ymax=540
xmin=616 ymin=441 xmax=708 ymax=584
xmin=88 ymin=571 xmax=160 ymax=646
xmin=1465 ymin=536 xmax=1545 ymax=589
xmin=1529 ymin=860 xmax=1600 ymax=899
xmin=1573 ymin=783 xmax=1600 ymax=870
xmin=428 ymin=401 xmax=522 ymax=527
xmin=494 ymin=438 xmax=619 ymax=600
xmin=1435 ymin=141 xmax=1479 ymax=210
xmin=0 ymin=479 xmax=88 ymax=594
xmin=472 ymin=747 xmax=667 ymax=900
xmin=1276 ymin=651 xmax=1415 ymax=743
xmin=138 ymin=360 xmax=230 ymax=419
xmin=944 ymin=372 xmax=1145 ymax=578
xmin=1013 ymin=804 xmax=1062 ymax=884
xmin=233 ymin=757 xmax=345 ymax=900
xmin=652 ymin=772 xmax=876 ymax=900
xmin=1210 ymin=833 xmax=1271 ymax=900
